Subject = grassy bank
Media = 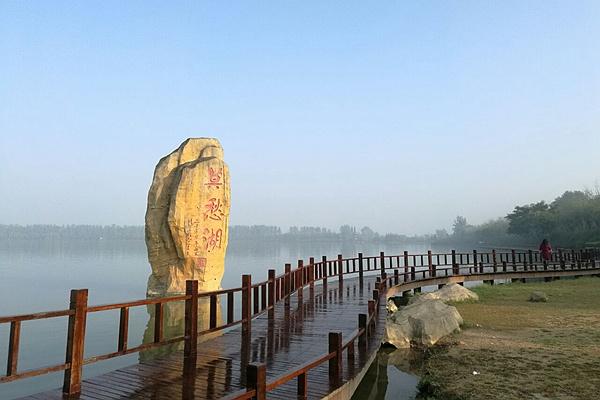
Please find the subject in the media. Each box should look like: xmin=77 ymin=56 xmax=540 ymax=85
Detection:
xmin=418 ymin=277 xmax=600 ymax=400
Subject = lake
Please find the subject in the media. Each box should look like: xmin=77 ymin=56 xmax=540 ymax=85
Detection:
xmin=0 ymin=239 xmax=453 ymax=399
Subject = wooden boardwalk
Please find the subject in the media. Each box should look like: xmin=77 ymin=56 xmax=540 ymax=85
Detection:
xmin=19 ymin=276 xmax=386 ymax=400
xmin=4 ymin=248 xmax=600 ymax=400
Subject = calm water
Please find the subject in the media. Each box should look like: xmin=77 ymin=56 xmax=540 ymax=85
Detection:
xmin=0 ymin=239 xmax=450 ymax=399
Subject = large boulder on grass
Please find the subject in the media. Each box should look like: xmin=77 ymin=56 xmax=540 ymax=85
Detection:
xmin=409 ymin=283 xmax=479 ymax=304
xmin=382 ymin=299 xmax=463 ymax=348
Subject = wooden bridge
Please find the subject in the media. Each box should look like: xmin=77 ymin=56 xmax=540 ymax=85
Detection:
xmin=2 ymin=248 xmax=600 ymax=400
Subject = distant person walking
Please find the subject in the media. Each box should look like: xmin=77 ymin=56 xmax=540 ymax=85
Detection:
xmin=539 ymin=239 xmax=553 ymax=264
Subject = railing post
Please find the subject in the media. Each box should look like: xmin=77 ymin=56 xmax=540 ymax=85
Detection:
xmin=328 ymin=332 xmax=343 ymax=383
xmin=63 ymin=289 xmax=88 ymax=396
xmin=367 ymin=300 xmax=375 ymax=330
xmin=403 ymin=251 xmax=409 ymax=281
xmin=358 ymin=313 xmax=367 ymax=348
xmin=394 ymin=268 xmax=399 ymax=285
xmin=297 ymin=260 xmax=304 ymax=301
xmin=284 ymin=264 xmax=291 ymax=299
xmin=358 ymin=253 xmax=364 ymax=284
xmin=209 ymin=294 xmax=217 ymax=329
xmin=268 ymin=269 xmax=275 ymax=319
xmin=451 ymin=250 xmax=456 ymax=266
xmin=184 ymin=280 xmax=198 ymax=377
xmin=511 ymin=249 xmax=516 ymax=270
xmin=242 ymin=274 xmax=252 ymax=333
xmin=528 ymin=250 xmax=534 ymax=269
xmin=432 ymin=264 xmax=437 ymax=277
xmin=492 ymin=249 xmax=497 ymax=269
xmin=118 ymin=307 xmax=129 ymax=352
xmin=309 ymin=257 xmax=315 ymax=286
xmin=298 ymin=372 xmax=308 ymax=400
xmin=380 ymin=252 xmax=385 ymax=279
xmin=7 ymin=321 xmax=21 ymax=377
xmin=473 ymin=250 xmax=478 ymax=273
xmin=338 ymin=254 xmax=344 ymax=285
xmin=427 ymin=250 xmax=433 ymax=276
xmin=247 ymin=362 xmax=266 ymax=400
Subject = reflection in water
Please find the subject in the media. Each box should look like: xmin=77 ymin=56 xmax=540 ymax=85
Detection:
xmin=352 ymin=347 xmax=424 ymax=400
xmin=140 ymin=296 xmax=223 ymax=362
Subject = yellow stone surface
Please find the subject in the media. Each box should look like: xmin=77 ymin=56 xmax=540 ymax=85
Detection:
xmin=145 ymin=138 xmax=230 ymax=295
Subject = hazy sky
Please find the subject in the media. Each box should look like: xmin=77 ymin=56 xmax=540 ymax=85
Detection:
xmin=1 ymin=1 xmax=599 ymax=234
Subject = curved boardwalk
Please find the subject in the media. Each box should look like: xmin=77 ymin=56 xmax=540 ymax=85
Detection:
xmin=4 ymin=248 xmax=600 ymax=400
xmin=19 ymin=275 xmax=385 ymax=400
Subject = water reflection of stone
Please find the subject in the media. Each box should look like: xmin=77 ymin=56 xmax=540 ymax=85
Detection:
xmin=352 ymin=347 xmax=423 ymax=400
xmin=140 ymin=296 xmax=223 ymax=362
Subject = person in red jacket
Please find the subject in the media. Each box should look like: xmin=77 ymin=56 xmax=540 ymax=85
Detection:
xmin=539 ymin=239 xmax=553 ymax=263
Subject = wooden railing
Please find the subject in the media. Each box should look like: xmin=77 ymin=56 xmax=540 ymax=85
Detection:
xmin=1 ymin=247 xmax=599 ymax=399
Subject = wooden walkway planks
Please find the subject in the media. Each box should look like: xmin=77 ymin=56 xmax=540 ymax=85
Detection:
xmin=21 ymin=275 xmax=385 ymax=400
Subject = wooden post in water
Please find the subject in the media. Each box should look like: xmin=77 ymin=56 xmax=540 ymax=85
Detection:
xmin=247 ymin=363 xmax=266 ymax=400
xmin=63 ymin=289 xmax=88 ymax=396
xmin=184 ymin=280 xmax=198 ymax=377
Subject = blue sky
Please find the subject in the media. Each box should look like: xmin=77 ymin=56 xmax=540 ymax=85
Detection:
xmin=1 ymin=1 xmax=599 ymax=234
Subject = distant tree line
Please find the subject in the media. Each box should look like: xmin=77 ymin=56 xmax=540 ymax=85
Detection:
xmin=4 ymin=189 xmax=597 ymax=248
xmin=432 ymin=189 xmax=600 ymax=248
xmin=0 ymin=224 xmax=426 ymax=244
xmin=0 ymin=224 xmax=143 ymax=241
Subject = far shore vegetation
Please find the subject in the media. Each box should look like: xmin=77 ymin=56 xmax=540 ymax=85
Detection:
xmin=2 ymin=188 xmax=599 ymax=248
xmin=418 ymin=277 xmax=600 ymax=400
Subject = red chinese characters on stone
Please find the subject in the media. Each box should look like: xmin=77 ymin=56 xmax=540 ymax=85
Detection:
xmin=193 ymin=257 xmax=207 ymax=282
xmin=203 ymin=198 xmax=225 ymax=221
xmin=205 ymin=167 xmax=223 ymax=189
xmin=202 ymin=228 xmax=223 ymax=253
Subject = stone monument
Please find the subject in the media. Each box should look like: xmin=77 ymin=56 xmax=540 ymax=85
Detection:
xmin=145 ymin=138 xmax=230 ymax=295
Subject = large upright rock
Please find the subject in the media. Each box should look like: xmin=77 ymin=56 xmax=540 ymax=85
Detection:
xmin=145 ymin=138 xmax=230 ymax=295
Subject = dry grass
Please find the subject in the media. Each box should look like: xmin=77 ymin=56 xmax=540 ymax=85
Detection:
xmin=418 ymin=277 xmax=600 ymax=400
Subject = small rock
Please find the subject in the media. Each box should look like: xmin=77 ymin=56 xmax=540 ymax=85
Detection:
xmin=386 ymin=299 xmax=398 ymax=314
xmin=529 ymin=291 xmax=548 ymax=302
xmin=472 ymin=371 xmax=480 ymax=375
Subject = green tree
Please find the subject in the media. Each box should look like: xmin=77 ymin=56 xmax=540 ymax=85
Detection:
xmin=506 ymin=201 xmax=555 ymax=240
